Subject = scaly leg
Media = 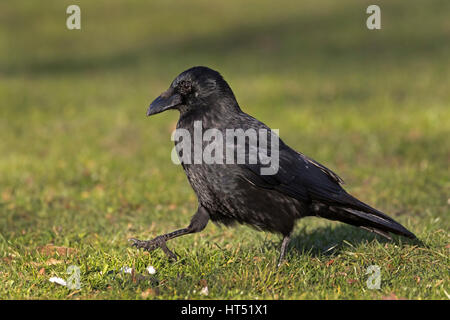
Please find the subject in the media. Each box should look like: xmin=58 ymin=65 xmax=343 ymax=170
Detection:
xmin=129 ymin=206 xmax=209 ymax=260
xmin=277 ymin=234 xmax=291 ymax=267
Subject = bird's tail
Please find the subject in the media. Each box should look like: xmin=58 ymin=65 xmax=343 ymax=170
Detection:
xmin=312 ymin=193 xmax=417 ymax=240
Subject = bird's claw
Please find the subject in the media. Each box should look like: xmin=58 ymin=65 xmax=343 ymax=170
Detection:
xmin=128 ymin=236 xmax=178 ymax=260
xmin=128 ymin=237 xmax=159 ymax=251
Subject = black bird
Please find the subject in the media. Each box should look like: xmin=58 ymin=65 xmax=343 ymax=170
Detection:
xmin=130 ymin=66 xmax=416 ymax=266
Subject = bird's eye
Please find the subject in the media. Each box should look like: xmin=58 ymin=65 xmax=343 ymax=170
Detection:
xmin=179 ymin=80 xmax=192 ymax=95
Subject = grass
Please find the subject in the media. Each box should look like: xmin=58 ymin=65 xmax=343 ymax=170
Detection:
xmin=0 ymin=0 xmax=449 ymax=299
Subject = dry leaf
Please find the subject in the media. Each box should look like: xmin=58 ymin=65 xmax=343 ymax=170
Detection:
xmin=141 ymin=288 xmax=159 ymax=298
xmin=31 ymin=258 xmax=63 ymax=267
xmin=46 ymin=258 xmax=63 ymax=266
xmin=49 ymin=277 xmax=67 ymax=286
xmin=200 ymin=286 xmax=209 ymax=296
xmin=382 ymin=293 xmax=406 ymax=300
xmin=38 ymin=244 xmax=77 ymax=257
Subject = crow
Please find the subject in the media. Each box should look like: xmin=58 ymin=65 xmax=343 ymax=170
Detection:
xmin=130 ymin=66 xmax=416 ymax=266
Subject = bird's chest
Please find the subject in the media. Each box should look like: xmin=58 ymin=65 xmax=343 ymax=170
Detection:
xmin=174 ymin=115 xmax=247 ymax=210
xmin=182 ymin=163 xmax=231 ymax=208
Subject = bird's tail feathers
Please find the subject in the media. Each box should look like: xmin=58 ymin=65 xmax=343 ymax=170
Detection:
xmin=312 ymin=196 xmax=417 ymax=240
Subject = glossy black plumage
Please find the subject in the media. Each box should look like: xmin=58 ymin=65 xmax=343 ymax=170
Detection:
xmin=130 ymin=66 xmax=416 ymax=265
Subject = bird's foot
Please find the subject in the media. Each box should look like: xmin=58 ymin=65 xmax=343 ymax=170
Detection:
xmin=128 ymin=236 xmax=178 ymax=261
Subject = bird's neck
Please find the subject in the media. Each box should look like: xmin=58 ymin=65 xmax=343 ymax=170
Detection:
xmin=177 ymin=99 xmax=242 ymax=130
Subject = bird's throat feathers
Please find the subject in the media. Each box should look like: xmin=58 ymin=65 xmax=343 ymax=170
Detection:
xmin=178 ymin=96 xmax=242 ymax=129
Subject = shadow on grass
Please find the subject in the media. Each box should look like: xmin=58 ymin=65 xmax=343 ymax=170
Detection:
xmin=286 ymin=222 xmax=422 ymax=258
xmin=3 ymin=1 xmax=449 ymax=76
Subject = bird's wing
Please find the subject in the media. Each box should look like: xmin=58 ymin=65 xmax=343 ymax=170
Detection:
xmin=237 ymin=138 xmax=346 ymax=205
xmin=229 ymin=116 xmax=416 ymax=239
xmin=296 ymin=151 xmax=344 ymax=185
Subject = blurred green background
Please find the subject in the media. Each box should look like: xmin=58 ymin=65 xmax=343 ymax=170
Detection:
xmin=0 ymin=0 xmax=449 ymax=299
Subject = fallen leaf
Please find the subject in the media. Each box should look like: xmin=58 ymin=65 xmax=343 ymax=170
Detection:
xmin=141 ymin=288 xmax=159 ymax=298
xmin=382 ymin=293 xmax=406 ymax=300
xmin=326 ymin=259 xmax=334 ymax=267
xmin=38 ymin=244 xmax=77 ymax=257
xmin=31 ymin=258 xmax=64 ymax=267
xmin=46 ymin=258 xmax=63 ymax=266
xmin=49 ymin=277 xmax=67 ymax=286
xmin=200 ymin=286 xmax=209 ymax=296
xmin=39 ymin=268 xmax=45 ymax=275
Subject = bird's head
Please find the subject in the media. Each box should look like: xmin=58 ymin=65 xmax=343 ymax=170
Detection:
xmin=146 ymin=66 xmax=239 ymax=117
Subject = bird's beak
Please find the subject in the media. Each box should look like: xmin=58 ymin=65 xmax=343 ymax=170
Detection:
xmin=146 ymin=87 xmax=182 ymax=116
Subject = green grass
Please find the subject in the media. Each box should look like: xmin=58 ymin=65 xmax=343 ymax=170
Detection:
xmin=0 ymin=0 xmax=449 ymax=299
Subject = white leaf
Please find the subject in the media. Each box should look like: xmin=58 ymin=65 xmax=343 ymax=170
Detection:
xmin=200 ymin=286 xmax=209 ymax=296
xmin=49 ymin=277 xmax=67 ymax=286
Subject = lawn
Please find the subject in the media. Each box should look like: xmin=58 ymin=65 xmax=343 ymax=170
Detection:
xmin=0 ymin=0 xmax=449 ymax=299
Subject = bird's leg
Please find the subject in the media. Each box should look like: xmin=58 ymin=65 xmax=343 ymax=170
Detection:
xmin=129 ymin=206 xmax=209 ymax=260
xmin=129 ymin=229 xmax=187 ymax=260
xmin=277 ymin=234 xmax=291 ymax=267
